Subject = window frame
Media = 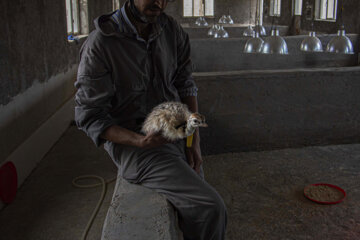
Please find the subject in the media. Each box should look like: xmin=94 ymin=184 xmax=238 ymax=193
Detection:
xmin=292 ymin=0 xmax=303 ymax=16
xmin=183 ymin=0 xmax=214 ymax=18
xmin=65 ymin=0 xmax=88 ymax=36
xmin=269 ymin=0 xmax=281 ymax=17
xmin=113 ymin=0 xmax=121 ymax=11
xmin=314 ymin=0 xmax=338 ymax=22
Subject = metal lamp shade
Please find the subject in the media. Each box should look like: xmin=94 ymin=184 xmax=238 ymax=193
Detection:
xmin=300 ymin=31 xmax=323 ymax=52
xmin=261 ymin=29 xmax=288 ymax=54
xmin=219 ymin=15 xmax=228 ymax=24
xmin=244 ymin=32 xmax=264 ymax=53
xmin=195 ymin=17 xmax=208 ymax=27
xmin=195 ymin=17 xmax=201 ymax=25
xmin=226 ymin=15 xmax=234 ymax=24
xmin=326 ymin=29 xmax=354 ymax=54
xmin=214 ymin=26 xmax=229 ymax=38
xmin=243 ymin=25 xmax=255 ymax=36
xmin=208 ymin=24 xmax=218 ymax=36
xmin=254 ymin=25 xmax=266 ymax=36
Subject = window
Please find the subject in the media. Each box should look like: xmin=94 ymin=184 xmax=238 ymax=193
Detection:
xmin=293 ymin=0 xmax=303 ymax=15
xmin=65 ymin=0 xmax=88 ymax=36
xmin=314 ymin=0 xmax=337 ymax=21
xmin=113 ymin=0 xmax=121 ymax=11
xmin=183 ymin=0 xmax=214 ymax=17
xmin=269 ymin=0 xmax=281 ymax=16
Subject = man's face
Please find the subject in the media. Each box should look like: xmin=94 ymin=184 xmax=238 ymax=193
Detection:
xmin=134 ymin=0 xmax=168 ymax=22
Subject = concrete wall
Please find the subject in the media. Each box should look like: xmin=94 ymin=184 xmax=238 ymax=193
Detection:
xmin=190 ymin=34 xmax=359 ymax=72
xmin=0 ymin=0 xmax=113 ymax=162
xmin=300 ymin=0 xmax=360 ymax=34
xmin=88 ymin=0 xmax=114 ymax=32
xmin=117 ymin=0 xmax=360 ymax=34
xmin=183 ymin=25 xmax=288 ymax=39
xmin=118 ymin=0 xmax=257 ymax=25
xmin=165 ymin=0 xmax=257 ymax=26
xmin=196 ymin=67 xmax=360 ymax=155
xmin=0 ymin=0 xmax=113 ymax=209
xmin=263 ymin=0 xmax=360 ymax=34
xmin=1 ymin=0 xmax=74 ymax=163
xmin=263 ymin=0 xmax=292 ymax=27
xmin=0 ymin=0 xmax=77 ymax=106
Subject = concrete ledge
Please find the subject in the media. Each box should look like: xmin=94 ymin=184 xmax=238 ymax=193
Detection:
xmin=0 ymin=65 xmax=77 ymax=163
xmin=101 ymin=174 xmax=183 ymax=240
xmin=183 ymin=25 xmax=289 ymax=39
xmin=0 ymin=97 xmax=75 ymax=210
xmin=190 ymin=34 xmax=359 ymax=72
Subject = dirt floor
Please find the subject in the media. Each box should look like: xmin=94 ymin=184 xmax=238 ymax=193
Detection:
xmin=204 ymin=145 xmax=360 ymax=240
xmin=0 ymin=126 xmax=359 ymax=239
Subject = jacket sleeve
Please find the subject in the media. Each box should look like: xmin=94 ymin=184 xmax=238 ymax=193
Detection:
xmin=74 ymin=35 xmax=115 ymax=147
xmin=173 ymin=23 xmax=198 ymax=98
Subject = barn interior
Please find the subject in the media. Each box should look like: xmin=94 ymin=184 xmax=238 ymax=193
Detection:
xmin=0 ymin=0 xmax=360 ymax=239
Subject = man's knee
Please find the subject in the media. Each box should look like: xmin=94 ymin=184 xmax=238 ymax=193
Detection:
xmin=211 ymin=194 xmax=227 ymax=219
xmin=199 ymin=189 xmax=227 ymax=222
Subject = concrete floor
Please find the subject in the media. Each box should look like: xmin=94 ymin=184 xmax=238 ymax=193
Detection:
xmin=0 ymin=125 xmax=359 ymax=240
xmin=204 ymin=146 xmax=360 ymax=240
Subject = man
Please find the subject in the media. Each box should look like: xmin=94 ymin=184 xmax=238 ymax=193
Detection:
xmin=74 ymin=0 xmax=227 ymax=239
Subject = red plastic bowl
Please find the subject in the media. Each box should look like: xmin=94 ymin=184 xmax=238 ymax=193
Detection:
xmin=0 ymin=161 xmax=18 ymax=204
xmin=304 ymin=183 xmax=346 ymax=204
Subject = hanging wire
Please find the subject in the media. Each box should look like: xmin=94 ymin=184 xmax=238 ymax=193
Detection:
xmin=317 ymin=0 xmax=343 ymax=37
xmin=340 ymin=0 xmax=344 ymax=29
xmin=249 ymin=0 xmax=252 ymax=25
xmin=255 ymin=0 xmax=259 ymax=25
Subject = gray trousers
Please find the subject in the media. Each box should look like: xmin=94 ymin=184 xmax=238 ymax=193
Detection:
xmin=104 ymin=140 xmax=227 ymax=240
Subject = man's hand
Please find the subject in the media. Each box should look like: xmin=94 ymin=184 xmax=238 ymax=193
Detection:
xmin=101 ymin=125 xmax=170 ymax=148
xmin=185 ymin=134 xmax=203 ymax=174
xmin=138 ymin=132 xmax=170 ymax=148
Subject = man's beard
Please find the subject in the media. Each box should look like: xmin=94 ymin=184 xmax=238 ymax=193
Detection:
xmin=129 ymin=0 xmax=159 ymax=24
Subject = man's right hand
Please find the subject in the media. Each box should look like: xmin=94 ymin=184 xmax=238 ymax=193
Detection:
xmin=138 ymin=132 xmax=170 ymax=148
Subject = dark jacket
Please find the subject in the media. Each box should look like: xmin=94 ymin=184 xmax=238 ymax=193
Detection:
xmin=74 ymin=5 xmax=197 ymax=147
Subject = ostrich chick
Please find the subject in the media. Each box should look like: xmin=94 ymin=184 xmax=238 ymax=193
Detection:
xmin=141 ymin=101 xmax=208 ymax=141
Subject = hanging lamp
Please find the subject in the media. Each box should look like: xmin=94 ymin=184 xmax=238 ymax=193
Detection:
xmin=218 ymin=15 xmax=227 ymax=24
xmin=226 ymin=15 xmax=234 ymax=24
xmin=262 ymin=29 xmax=288 ymax=54
xmin=243 ymin=0 xmax=255 ymax=36
xmin=214 ymin=25 xmax=229 ymax=38
xmin=244 ymin=31 xmax=264 ymax=53
xmin=208 ymin=18 xmax=218 ymax=36
xmin=326 ymin=27 xmax=354 ymax=54
xmin=300 ymin=22 xmax=323 ymax=52
xmin=326 ymin=1 xmax=354 ymax=54
xmin=254 ymin=25 xmax=266 ymax=36
xmin=301 ymin=31 xmax=323 ymax=52
xmin=195 ymin=17 xmax=208 ymax=27
xmin=226 ymin=8 xmax=234 ymax=24
xmin=243 ymin=26 xmax=255 ymax=36
xmin=207 ymin=24 xmax=218 ymax=36
xmin=254 ymin=0 xmax=266 ymax=36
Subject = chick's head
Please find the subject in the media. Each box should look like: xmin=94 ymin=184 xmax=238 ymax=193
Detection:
xmin=188 ymin=113 xmax=208 ymax=128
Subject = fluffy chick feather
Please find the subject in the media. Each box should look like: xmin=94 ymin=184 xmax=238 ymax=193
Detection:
xmin=141 ymin=101 xmax=207 ymax=141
